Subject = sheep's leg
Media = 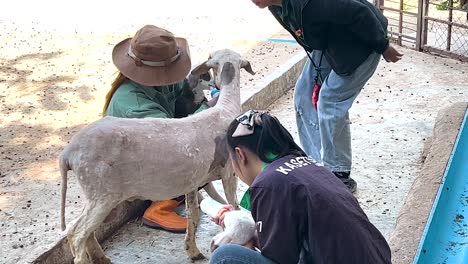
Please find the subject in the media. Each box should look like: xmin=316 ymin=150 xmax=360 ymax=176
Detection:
xmin=203 ymin=182 xmax=227 ymax=204
xmin=67 ymin=203 xmax=92 ymax=264
xmin=86 ymin=232 xmax=111 ymax=264
xmin=222 ymin=171 xmax=239 ymax=209
xmin=68 ymin=199 xmax=116 ymax=264
xmin=184 ymin=190 xmax=204 ymax=260
xmin=197 ymin=191 xmax=204 ymax=204
xmin=67 ymin=229 xmax=77 ymax=257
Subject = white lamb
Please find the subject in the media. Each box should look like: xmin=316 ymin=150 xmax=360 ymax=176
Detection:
xmin=210 ymin=209 xmax=257 ymax=252
xmin=200 ymin=198 xmax=257 ymax=252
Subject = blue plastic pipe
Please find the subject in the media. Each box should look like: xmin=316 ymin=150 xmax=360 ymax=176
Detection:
xmin=265 ymin=38 xmax=298 ymax=44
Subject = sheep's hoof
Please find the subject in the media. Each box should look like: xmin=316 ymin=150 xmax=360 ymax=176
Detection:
xmin=190 ymin=253 xmax=205 ymax=261
xmin=93 ymin=257 xmax=112 ymax=264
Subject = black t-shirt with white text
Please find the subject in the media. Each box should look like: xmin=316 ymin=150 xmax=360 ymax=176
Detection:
xmin=250 ymin=155 xmax=391 ymax=264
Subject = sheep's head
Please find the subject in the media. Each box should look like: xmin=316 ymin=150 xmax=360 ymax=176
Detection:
xmin=191 ymin=49 xmax=255 ymax=89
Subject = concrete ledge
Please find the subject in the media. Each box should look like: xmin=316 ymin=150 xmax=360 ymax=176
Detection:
xmin=25 ymin=53 xmax=307 ymax=264
xmin=241 ymin=52 xmax=306 ymax=111
xmin=389 ymin=102 xmax=468 ymax=264
xmin=24 ymin=200 xmax=149 ymax=264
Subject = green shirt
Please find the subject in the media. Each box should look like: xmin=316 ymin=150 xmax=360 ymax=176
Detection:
xmin=105 ymin=79 xmax=208 ymax=119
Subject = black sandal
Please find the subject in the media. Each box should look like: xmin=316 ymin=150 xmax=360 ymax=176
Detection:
xmin=333 ymin=171 xmax=357 ymax=193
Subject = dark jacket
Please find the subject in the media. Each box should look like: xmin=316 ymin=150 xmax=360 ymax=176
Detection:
xmin=269 ymin=0 xmax=389 ymax=75
xmin=251 ymin=155 xmax=392 ymax=264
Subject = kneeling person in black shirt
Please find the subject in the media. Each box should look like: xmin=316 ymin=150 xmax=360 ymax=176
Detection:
xmin=209 ymin=110 xmax=391 ymax=264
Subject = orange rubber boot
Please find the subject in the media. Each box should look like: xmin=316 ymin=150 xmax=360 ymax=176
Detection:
xmin=142 ymin=200 xmax=187 ymax=233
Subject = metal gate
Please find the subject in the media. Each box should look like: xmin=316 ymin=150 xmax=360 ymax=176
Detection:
xmin=376 ymin=0 xmax=468 ymax=61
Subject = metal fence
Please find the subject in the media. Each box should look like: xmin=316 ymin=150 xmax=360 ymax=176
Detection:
xmin=376 ymin=0 xmax=468 ymax=61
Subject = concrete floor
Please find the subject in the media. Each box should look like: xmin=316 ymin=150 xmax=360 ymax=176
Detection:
xmin=102 ymin=49 xmax=467 ymax=263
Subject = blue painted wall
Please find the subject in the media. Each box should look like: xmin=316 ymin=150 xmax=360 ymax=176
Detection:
xmin=415 ymin=109 xmax=468 ymax=264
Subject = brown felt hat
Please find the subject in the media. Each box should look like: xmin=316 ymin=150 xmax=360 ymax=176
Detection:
xmin=112 ymin=25 xmax=191 ymax=86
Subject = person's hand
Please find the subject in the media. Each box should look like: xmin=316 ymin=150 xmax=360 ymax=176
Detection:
xmin=210 ymin=204 xmax=235 ymax=229
xmin=383 ymin=45 xmax=403 ymax=63
xmin=206 ymin=95 xmax=219 ymax=108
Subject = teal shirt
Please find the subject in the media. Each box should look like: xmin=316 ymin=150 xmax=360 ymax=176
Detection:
xmin=105 ymin=79 xmax=208 ymax=119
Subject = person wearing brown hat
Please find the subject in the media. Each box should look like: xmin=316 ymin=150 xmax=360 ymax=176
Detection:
xmin=102 ymin=25 xmax=217 ymax=233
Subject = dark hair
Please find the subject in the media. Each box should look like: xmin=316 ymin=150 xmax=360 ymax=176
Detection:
xmin=226 ymin=112 xmax=306 ymax=163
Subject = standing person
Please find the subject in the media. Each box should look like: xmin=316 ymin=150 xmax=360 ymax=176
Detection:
xmin=103 ymin=25 xmax=217 ymax=233
xmin=209 ymin=110 xmax=391 ymax=264
xmin=249 ymin=0 xmax=403 ymax=192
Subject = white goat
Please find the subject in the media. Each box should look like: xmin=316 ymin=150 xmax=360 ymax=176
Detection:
xmin=59 ymin=49 xmax=255 ymax=263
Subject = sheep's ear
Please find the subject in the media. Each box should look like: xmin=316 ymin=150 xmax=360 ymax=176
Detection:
xmin=241 ymin=60 xmax=255 ymax=75
xmin=191 ymin=61 xmax=212 ymax=75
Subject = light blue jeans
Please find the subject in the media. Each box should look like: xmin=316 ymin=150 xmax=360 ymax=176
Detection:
xmin=295 ymin=51 xmax=381 ymax=172
xmin=209 ymin=244 xmax=276 ymax=264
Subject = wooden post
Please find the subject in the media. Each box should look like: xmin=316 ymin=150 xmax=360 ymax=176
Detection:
xmin=416 ymin=0 xmax=424 ymax=50
xmin=399 ymin=0 xmax=404 ymax=45
xmin=447 ymin=0 xmax=453 ymax=51
xmin=422 ymin=0 xmax=429 ymax=48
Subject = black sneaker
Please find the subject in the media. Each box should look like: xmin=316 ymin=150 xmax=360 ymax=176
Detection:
xmin=333 ymin=171 xmax=357 ymax=193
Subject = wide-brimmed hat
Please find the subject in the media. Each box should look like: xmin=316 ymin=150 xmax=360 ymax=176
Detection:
xmin=112 ymin=25 xmax=191 ymax=86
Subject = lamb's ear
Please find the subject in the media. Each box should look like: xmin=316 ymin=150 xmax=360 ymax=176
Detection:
xmin=241 ymin=60 xmax=255 ymax=75
xmin=192 ymin=61 xmax=213 ymax=75
xmin=209 ymin=239 xmax=218 ymax=253
xmin=200 ymin=71 xmax=212 ymax=81
xmin=185 ymin=74 xmax=200 ymax=89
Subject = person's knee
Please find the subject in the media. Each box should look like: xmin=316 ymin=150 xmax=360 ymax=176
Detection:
xmin=210 ymin=244 xmax=245 ymax=264
xmin=317 ymin=93 xmax=352 ymax=122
